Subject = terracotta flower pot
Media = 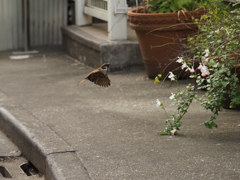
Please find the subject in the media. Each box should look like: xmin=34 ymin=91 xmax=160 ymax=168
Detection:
xmin=127 ymin=8 xmax=207 ymax=79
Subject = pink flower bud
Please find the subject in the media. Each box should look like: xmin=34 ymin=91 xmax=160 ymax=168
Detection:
xmin=190 ymin=66 xmax=195 ymax=73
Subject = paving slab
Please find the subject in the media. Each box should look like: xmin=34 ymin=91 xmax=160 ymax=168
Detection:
xmin=0 ymin=46 xmax=239 ymax=180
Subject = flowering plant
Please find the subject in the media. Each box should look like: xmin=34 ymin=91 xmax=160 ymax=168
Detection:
xmin=154 ymin=2 xmax=240 ymax=135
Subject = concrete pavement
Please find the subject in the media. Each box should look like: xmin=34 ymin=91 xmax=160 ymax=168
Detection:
xmin=0 ymin=46 xmax=240 ymax=180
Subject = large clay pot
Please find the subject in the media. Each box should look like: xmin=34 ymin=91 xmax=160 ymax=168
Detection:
xmin=127 ymin=8 xmax=206 ymax=79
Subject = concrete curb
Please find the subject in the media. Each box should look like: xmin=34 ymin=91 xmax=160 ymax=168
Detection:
xmin=0 ymin=107 xmax=92 ymax=180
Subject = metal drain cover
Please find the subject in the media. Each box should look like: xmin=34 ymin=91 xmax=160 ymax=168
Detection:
xmin=0 ymin=157 xmax=44 ymax=179
xmin=0 ymin=130 xmax=44 ymax=179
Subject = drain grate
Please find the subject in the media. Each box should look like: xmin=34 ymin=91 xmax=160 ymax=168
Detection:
xmin=0 ymin=157 xmax=44 ymax=179
xmin=0 ymin=130 xmax=44 ymax=179
xmin=20 ymin=161 xmax=39 ymax=176
xmin=0 ymin=165 xmax=12 ymax=178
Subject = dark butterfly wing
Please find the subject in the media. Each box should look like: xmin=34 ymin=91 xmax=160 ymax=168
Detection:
xmin=87 ymin=72 xmax=111 ymax=87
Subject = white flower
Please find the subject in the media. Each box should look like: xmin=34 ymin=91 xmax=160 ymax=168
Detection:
xmin=181 ymin=62 xmax=188 ymax=70
xmin=226 ymin=29 xmax=229 ymax=35
xmin=204 ymin=49 xmax=209 ymax=58
xmin=190 ymin=66 xmax=195 ymax=73
xmin=169 ymin=92 xmax=175 ymax=100
xmin=170 ymin=128 xmax=178 ymax=135
xmin=197 ymin=63 xmax=203 ymax=70
xmin=156 ymin=99 xmax=161 ymax=107
xmin=201 ymin=65 xmax=210 ymax=77
xmin=168 ymin=72 xmax=175 ymax=81
xmin=215 ymin=29 xmax=220 ymax=34
xmin=176 ymin=56 xmax=183 ymax=63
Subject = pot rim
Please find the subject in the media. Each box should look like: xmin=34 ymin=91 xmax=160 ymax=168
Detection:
xmin=127 ymin=8 xmax=207 ymax=17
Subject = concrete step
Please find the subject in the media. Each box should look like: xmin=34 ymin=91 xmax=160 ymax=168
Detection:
xmin=61 ymin=23 xmax=144 ymax=71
